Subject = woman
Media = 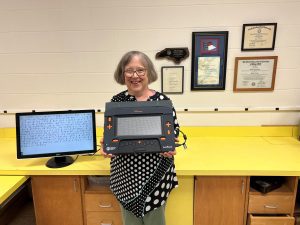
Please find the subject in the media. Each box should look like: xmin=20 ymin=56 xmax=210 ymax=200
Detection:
xmin=101 ymin=51 xmax=180 ymax=225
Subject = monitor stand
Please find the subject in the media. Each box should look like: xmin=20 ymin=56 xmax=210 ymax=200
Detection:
xmin=46 ymin=156 xmax=74 ymax=168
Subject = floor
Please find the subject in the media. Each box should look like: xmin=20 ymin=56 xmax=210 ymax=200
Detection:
xmin=7 ymin=200 xmax=36 ymax=225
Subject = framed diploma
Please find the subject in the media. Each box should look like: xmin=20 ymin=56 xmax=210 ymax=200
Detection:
xmin=233 ymin=56 xmax=278 ymax=92
xmin=191 ymin=31 xmax=228 ymax=90
xmin=241 ymin=23 xmax=277 ymax=51
xmin=161 ymin=66 xmax=184 ymax=94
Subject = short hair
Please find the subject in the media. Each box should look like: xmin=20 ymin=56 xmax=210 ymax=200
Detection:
xmin=114 ymin=51 xmax=158 ymax=85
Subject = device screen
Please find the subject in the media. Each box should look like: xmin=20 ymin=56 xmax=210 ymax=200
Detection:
xmin=116 ymin=116 xmax=162 ymax=136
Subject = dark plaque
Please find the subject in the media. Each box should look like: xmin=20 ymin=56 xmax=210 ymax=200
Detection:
xmin=156 ymin=48 xmax=189 ymax=64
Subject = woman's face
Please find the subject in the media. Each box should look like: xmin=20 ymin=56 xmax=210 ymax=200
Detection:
xmin=124 ymin=55 xmax=149 ymax=95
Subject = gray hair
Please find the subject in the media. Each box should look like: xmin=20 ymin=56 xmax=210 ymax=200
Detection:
xmin=114 ymin=51 xmax=158 ymax=85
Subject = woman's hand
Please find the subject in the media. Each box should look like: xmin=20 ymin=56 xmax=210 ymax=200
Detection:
xmin=99 ymin=137 xmax=114 ymax=158
xmin=160 ymin=137 xmax=179 ymax=158
xmin=161 ymin=150 xmax=176 ymax=158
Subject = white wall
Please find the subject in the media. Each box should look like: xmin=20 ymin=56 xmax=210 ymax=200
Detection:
xmin=0 ymin=0 xmax=299 ymax=127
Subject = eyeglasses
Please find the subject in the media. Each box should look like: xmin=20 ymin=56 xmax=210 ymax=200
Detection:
xmin=124 ymin=68 xmax=147 ymax=77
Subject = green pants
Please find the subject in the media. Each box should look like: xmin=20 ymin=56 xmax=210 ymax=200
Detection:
xmin=120 ymin=204 xmax=166 ymax=225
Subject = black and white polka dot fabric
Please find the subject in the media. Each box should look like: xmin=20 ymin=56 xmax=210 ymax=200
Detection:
xmin=109 ymin=90 xmax=179 ymax=217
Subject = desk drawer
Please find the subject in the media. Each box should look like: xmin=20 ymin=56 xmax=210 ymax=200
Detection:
xmin=247 ymin=214 xmax=295 ymax=225
xmin=85 ymin=193 xmax=120 ymax=212
xmin=86 ymin=212 xmax=122 ymax=225
xmin=248 ymin=195 xmax=294 ymax=214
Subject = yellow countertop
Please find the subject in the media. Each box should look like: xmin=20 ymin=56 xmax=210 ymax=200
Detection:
xmin=0 ymin=126 xmax=300 ymax=176
xmin=0 ymin=175 xmax=29 ymax=204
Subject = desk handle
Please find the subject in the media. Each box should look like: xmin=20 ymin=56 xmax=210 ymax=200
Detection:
xmin=264 ymin=205 xmax=277 ymax=209
xmin=100 ymin=220 xmax=113 ymax=225
xmin=99 ymin=203 xmax=112 ymax=208
xmin=100 ymin=221 xmax=113 ymax=225
xmin=73 ymin=179 xmax=78 ymax=192
xmin=241 ymin=179 xmax=245 ymax=194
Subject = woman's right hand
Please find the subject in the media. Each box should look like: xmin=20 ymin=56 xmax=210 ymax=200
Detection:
xmin=99 ymin=137 xmax=114 ymax=158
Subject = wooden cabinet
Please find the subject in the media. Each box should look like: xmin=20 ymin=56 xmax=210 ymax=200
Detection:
xmin=80 ymin=176 xmax=122 ymax=225
xmin=194 ymin=176 xmax=248 ymax=225
xmin=30 ymin=175 xmax=193 ymax=225
xmin=31 ymin=175 xmax=84 ymax=225
xmin=248 ymin=195 xmax=294 ymax=214
xmin=247 ymin=176 xmax=298 ymax=225
xmin=247 ymin=214 xmax=295 ymax=225
xmin=29 ymin=175 xmax=298 ymax=225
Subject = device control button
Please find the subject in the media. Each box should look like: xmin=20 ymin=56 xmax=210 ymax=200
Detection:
xmin=166 ymin=122 xmax=171 ymax=127
xmin=160 ymin=137 xmax=166 ymax=141
xmin=107 ymin=124 xmax=112 ymax=130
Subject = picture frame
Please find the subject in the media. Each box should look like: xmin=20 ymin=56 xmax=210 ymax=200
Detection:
xmin=241 ymin=23 xmax=277 ymax=51
xmin=233 ymin=56 xmax=278 ymax=92
xmin=191 ymin=31 xmax=228 ymax=90
xmin=161 ymin=66 xmax=184 ymax=94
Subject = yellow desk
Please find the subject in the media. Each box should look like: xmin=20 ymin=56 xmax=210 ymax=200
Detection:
xmin=0 ymin=126 xmax=299 ymax=225
xmin=1 ymin=136 xmax=300 ymax=176
xmin=0 ymin=175 xmax=28 ymax=205
xmin=0 ymin=126 xmax=299 ymax=176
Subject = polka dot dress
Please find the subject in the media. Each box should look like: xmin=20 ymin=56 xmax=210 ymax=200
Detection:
xmin=109 ymin=90 xmax=179 ymax=217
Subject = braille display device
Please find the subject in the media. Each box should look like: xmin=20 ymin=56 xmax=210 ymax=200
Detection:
xmin=103 ymin=100 xmax=175 ymax=154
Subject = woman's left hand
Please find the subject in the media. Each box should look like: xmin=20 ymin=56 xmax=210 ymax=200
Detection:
xmin=161 ymin=150 xmax=176 ymax=158
xmin=160 ymin=137 xmax=179 ymax=158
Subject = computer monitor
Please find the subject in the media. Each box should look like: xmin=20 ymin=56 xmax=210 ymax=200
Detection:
xmin=16 ymin=110 xmax=97 ymax=168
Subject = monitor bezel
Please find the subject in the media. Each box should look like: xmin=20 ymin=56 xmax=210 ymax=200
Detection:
xmin=16 ymin=109 xmax=97 ymax=159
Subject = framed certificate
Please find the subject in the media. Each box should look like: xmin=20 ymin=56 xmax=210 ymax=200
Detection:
xmin=241 ymin=23 xmax=277 ymax=51
xmin=191 ymin=31 xmax=228 ymax=90
xmin=161 ymin=66 xmax=184 ymax=94
xmin=233 ymin=56 xmax=278 ymax=91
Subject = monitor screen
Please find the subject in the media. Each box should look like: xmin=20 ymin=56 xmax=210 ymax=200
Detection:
xmin=116 ymin=116 xmax=162 ymax=136
xmin=16 ymin=110 xmax=97 ymax=168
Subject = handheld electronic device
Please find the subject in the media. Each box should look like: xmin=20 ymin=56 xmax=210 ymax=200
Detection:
xmin=103 ymin=100 xmax=175 ymax=154
xmin=16 ymin=110 xmax=97 ymax=168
